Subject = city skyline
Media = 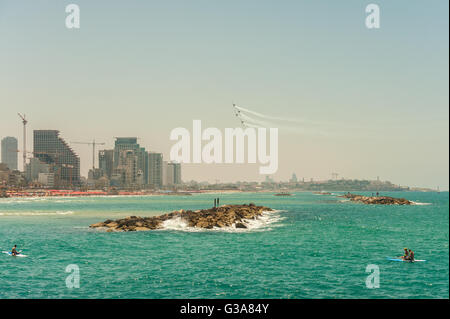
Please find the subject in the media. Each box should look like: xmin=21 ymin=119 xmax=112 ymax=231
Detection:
xmin=0 ymin=125 xmax=445 ymax=190
xmin=0 ymin=1 xmax=448 ymax=189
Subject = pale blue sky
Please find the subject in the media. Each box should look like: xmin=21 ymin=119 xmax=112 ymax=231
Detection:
xmin=0 ymin=1 xmax=448 ymax=189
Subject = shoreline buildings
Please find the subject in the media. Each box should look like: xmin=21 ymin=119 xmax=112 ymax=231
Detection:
xmin=94 ymin=138 xmax=181 ymax=189
xmin=33 ymin=130 xmax=80 ymax=187
xmin=1 ymin=130 xmax=181 ymax=190
xmin=1 ymin=136 xmax=18 ymax=170
xmin=165 ymin=161 xmax=181 ymax=186
xmin=148 ymin=152 xmax=163 ymax=188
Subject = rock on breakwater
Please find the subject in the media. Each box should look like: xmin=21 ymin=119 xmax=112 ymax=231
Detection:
xmin=90 ymin=203 xmax=273 ymax=232
xmin=340 ymin=193 xmax=413 ymax=205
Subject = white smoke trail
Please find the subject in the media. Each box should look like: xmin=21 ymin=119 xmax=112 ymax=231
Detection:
xmin=242 ymin=122 xmax=263 ymax=129
xmin=235 ymin=104 xmax=312 ymax=125
xmin=233 ymin=103 xmax=336 ymax=136
xmin=239 ymin=112 xmax=273 ymax=127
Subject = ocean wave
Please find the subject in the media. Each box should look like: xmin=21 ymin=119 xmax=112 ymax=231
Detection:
xmin=411 ymin=201 xmax=432 ymax=206
xmin=160 ymin=210 xmax=285 ymax=233
xmin=0 ymin=211 xmax=74 ymax=216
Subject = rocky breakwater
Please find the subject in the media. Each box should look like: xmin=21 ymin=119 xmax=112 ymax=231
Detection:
xmin=340 ymin=193 xmax=413 ymax=205
xmin=90 ymin=203 xmax=273 ymax=232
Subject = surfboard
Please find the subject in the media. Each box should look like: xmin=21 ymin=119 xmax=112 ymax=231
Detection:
xmin=387 ymin=257 xmax=426 ymax=262
xmin=2 ymin=251 xmax=27 ymax=258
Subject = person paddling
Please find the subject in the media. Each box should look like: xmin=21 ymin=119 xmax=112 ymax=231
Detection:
xmin=402 ymin=248 xmax=409 ymax=260
xmin=11 ymin=245 xmax=19 ymax=256
xmin=408 ymin=249 xmax=415 ymax=262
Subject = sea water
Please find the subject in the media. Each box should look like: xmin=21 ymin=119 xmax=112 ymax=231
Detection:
xmin=0 ymin=191 xmax=448 ymax=299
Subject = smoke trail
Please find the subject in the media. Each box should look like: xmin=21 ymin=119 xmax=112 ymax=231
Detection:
xmin=239 ymin=112 xmax=273 ymax=127
xmin=242 ymin=122 xmax=263 ymax=129
xmin=233 ymin=103 xmax=337 ymax=136
xmin=234 ymin=104 xmax=311 ymax=125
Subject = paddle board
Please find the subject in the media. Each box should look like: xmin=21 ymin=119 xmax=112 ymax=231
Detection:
xmin=387 ymin=257 xmax=425 ymax=262
xmin=2 ymin=251 xmax=27 ymax=258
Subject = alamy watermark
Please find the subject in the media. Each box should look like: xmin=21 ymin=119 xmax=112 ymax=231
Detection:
xmin=169 ymin=120 xmax=279 ymax=174
xmin=65 ymin=4 xmax=80 ymax=29
xmin=365 ymin=4 xmax=380 ymax=29
xmin=365 ymin=264 xmax=380 ymax=289
xmin=65 ymin=264 xmax=80 ymax=289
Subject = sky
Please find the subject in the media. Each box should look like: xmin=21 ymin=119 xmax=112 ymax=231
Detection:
xmin=0 ymin=0 xmax=448 ymax=189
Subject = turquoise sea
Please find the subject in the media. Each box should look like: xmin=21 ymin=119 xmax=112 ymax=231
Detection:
xmin=0 ymin=191 xmax=448 ymax=299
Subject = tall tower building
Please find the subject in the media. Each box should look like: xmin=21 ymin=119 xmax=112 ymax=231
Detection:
xmin=113 ymin=138 xmax=148 ymax=185
xmin=33 ymin=130 xmax=80 ymax=186
xmin=166 ymin=161 xmax=181 ymax=185
xmin=117 ymin=149 xmax=138 ymax=186
xmin=148 ymin=152 xmax=163 ymax=188
xmin=1 ymin=137 xmax=18 ymax=170
xmin=98 ymin=149 xmax=114 ymax=179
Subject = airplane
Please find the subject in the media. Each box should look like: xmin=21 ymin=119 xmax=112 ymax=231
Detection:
xmin=233 ymin=103 xmax=246 ymax=128
xmin=233 ymin=104 xmax=241 ymax=116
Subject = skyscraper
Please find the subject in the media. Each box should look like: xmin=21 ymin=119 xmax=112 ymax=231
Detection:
xmin=165 ymin=161 xmax=181 ymax=185
xmin=1 ymin=137 xmax=18 ymax=170
xmin=148 ymin=152 xmax=163 ymax=188
xmin=113 ymin=138 xmax=148 ymax=185
xmin=117 ymin=149 xmax=138 ymax=186
xmin=172 ymin=162 xmax=181 ymax=185
xmin=33 ymin=130 xmax=80 ymax=186
xmin=99 ymin=149 xmax=114 ymax=179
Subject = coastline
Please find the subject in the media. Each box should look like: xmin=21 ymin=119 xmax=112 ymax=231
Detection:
xmin=0 ymin=188 xmax=445 ymax=199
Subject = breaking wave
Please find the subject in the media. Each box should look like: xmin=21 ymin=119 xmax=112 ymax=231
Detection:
xmin=411 ymin=201 xmax=432 ymax=206
xmin=160 ymin=210 xmax=285 ymax=233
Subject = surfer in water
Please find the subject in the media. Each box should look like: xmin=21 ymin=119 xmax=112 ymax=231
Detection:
xmin=11 ymin=245 xmax=19 ymax=256
xmin=408 ymin=249 xmax=415 ymax=262
xmin=402 ymin=248 xmax=409 ymax=260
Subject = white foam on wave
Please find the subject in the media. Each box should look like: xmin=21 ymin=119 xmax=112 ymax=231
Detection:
xmin=0 ymin=211 xmax=74 ymax=216
xmin=160 ymin=210 xmax=285 ymax=233
xmin=411 ymin=201 xmax=432 ymax=206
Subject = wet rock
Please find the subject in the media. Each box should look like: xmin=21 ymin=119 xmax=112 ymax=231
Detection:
xmin=90 ymin=204 xmax=272 ymax=232
xmin=340 ymin=193 xmax=413 ymax=205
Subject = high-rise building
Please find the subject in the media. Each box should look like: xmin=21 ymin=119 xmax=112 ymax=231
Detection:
xmin=98 ymin=149 xmax=114 ymax=179
xmin=165 ymin=161 xmax=181 ymax=185
xmin=162 ymin=161 xmax=169 ymax=186
xmin=116 ymin=149 xmax=138 ymax=186
xmin=172 ymin=162 xmax=181 ymax=185
xmin=148 ymin=152 xmax=163 ymax=188
xmin=113 ymin=138 xmax=148 ymax=186
xmin=1 ymin=137 xmax=18 ymax=170
xmin=33 ymin=130 xmax=80 ymax=186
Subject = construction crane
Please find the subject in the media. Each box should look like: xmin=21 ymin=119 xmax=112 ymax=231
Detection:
xmin=17 ymin=113 xmax=27 ymax=172
xmin=71 ymin=139 xmax=105 ymax=169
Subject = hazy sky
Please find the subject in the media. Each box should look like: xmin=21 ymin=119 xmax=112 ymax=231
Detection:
xmin=0 ymin=1 xmax=448 ymax=189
